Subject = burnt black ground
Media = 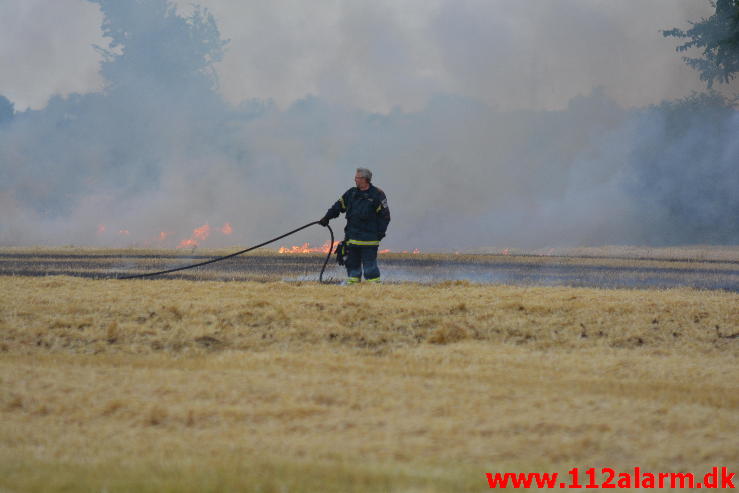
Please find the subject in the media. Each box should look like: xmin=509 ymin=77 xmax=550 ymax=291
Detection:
xmin=1 ymin=251 xmax=738 ymax=292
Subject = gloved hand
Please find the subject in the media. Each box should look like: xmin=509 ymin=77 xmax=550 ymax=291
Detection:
xmin=318 ymin=216 xmax=330 ymax=227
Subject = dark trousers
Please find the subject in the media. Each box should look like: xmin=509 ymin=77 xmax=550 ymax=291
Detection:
xmin=345 ymin=245 xmax=380 ymax=281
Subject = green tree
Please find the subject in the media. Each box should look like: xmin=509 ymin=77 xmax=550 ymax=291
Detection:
xmin=0 ymin=95 xmax=13 ymax=125
xmin=663 ymin=0 xmax=739 ymax=88
xmin=90 ymin=0 xmax=228 ymax=94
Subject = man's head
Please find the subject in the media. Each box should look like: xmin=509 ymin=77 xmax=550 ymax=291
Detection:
xmin=355 ymin=167 xmax=372 ymax=190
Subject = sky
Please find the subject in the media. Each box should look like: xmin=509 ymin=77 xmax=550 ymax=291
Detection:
xmin=0 ymin=0 xmax=721 ymax=112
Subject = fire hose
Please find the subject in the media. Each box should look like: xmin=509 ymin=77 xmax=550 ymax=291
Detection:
xmin=118 ymin=221 xmax=334 ymax=282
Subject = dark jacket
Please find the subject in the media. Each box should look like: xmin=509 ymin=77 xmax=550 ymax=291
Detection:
xmin=325 ymin=184 xmax=390 ymax=244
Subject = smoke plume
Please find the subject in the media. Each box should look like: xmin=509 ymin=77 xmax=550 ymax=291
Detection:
xmin=0 ymin=0 xmax=737 ymax=250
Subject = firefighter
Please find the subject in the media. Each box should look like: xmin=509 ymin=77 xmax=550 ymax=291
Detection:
xmin=319 ymin=167 xmax=390 ymax=284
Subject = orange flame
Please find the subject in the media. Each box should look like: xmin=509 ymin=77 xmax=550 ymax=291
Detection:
xmin=194 ymin=224 xmax=211 ymax=240
xmin=177 ymin=224 xmax=211 ymax=249
xmin=175 ymin=222 xmax=233 ymax=248
xmin=277 ymin=243 xmax=420 ymax=255
xmin=97 ymin=224 xmax=106 ymax=234
xmin=277 ymin=241 xmax=337 ymax=254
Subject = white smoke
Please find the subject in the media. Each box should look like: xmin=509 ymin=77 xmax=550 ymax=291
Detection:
xmin=0 ymin=0 xmax=737 ymax=250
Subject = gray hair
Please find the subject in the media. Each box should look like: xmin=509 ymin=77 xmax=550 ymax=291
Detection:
xmin=356 ymin=167 xmax=372 ymax=182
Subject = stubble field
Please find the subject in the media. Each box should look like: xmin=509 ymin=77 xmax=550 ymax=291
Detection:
xmin=1 ymin=249 xmax=738 ymax=492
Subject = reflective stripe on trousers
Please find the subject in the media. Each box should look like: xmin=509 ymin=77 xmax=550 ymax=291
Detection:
xmin=346 ymin=239 xmax=380 ymax=246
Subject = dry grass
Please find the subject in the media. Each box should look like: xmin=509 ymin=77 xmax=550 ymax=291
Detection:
xmin=1 ymin=275 xmax=737 ymax=492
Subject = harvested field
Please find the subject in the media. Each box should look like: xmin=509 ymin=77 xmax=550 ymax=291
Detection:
xmin=1 ymin=273 xmax=737 ymax=492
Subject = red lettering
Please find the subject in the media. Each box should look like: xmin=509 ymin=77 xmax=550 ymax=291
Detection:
xmin=569 ymin=467 xmax=582 ymax=488
xmin=601 ymin=468 xmax=616 ymax=489
xmin=658 ymin=472 xmax=669 ymax=488
xmin=722 ymin=467 xmax=736 ymax=489
xmin=617 ymin=473 xmax=631 ymax=488
xmin=485 ymin=472 xmax=508 ymax=488
xmin=671 ymin=472 xmax=694 ymax=489
xmin=585 ymin=467 xmax=598 ymax=488
xmin=485 ymin=467 xmax=734 ymax=489
xmin=705 ymin=467 xmax=718 ymax=488
xmin=485 ymin=471 xmax=558 ymax=489
xmin=641 ymin=472 xmax=655 ymax=488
